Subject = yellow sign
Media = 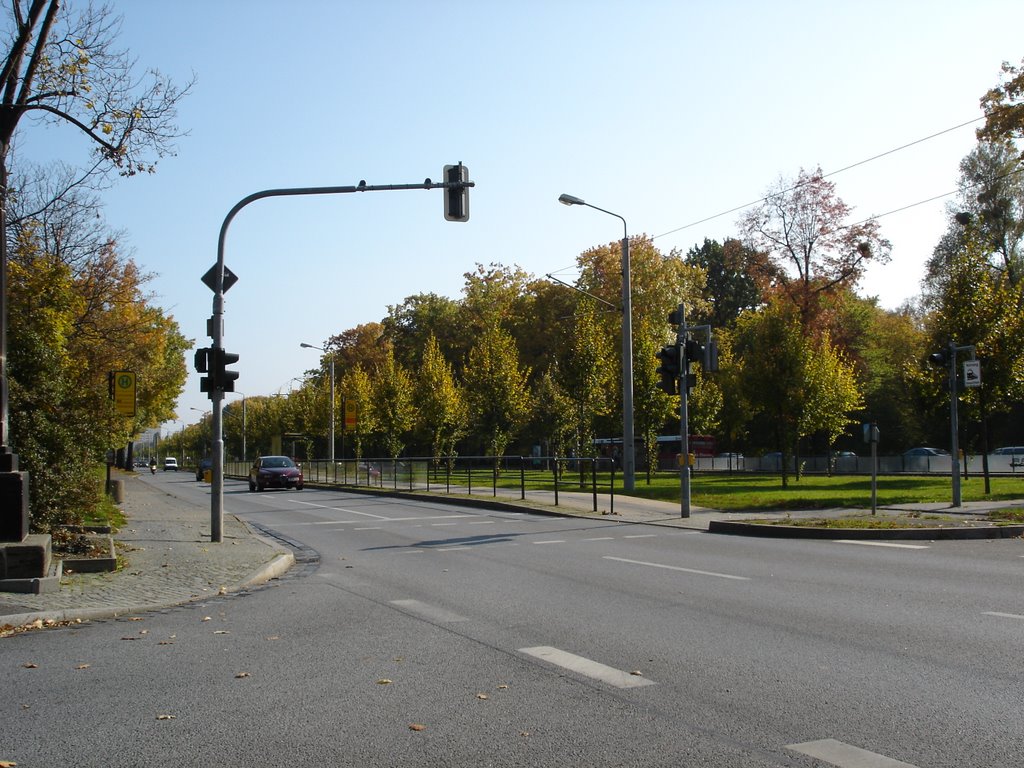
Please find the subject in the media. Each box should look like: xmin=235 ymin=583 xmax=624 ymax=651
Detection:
xmin=112 ymin=371 xmax=137 ymax=417
xmin=344 ymin=400 xmax=358 ymax=430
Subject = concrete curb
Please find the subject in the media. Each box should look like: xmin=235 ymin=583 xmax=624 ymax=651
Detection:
xmin=708 ymin=520 xmax=1024 ymax=540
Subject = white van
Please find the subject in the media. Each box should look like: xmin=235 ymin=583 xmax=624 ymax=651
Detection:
xmin=163 ymin=457 xmax=178 ymax=471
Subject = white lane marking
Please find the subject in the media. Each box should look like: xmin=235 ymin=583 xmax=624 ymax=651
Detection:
xmin=604 ymin=556 xmax=749 ymax=581
xmin=533 ymin=539 xmax=566 ymax=544
xmin=584 ymin=536 xmax=615 ymax=541
xmin=390 ymin=599 xmax=469 ymax=623
xmin=787 ymin=739 xmax=919 ymax=767
xmin=354 ymin=527 xmax=382 ymax=531
xmin=468 ymin=521 xmax=495 ymax=525
xmin=983 ymin=611 xmax=1024 ymax=620
xmin=272 ymin=514 xmax=471 ymax=527
xmin=436 ymin=547 xmax=470 ymax=552
xmin=623 ymin=534 xmax=658 ymax=539
xmin=834 ymin=540 xmax=929 ymax=550
xmin=519 ymin=646 xmax=656 ymax=689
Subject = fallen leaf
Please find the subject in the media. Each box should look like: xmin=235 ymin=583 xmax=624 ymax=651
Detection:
xmin=630 ymin=670 xmax=644 ymax=676
xmin=120 ymin=637 xmax=138 ymax=641
xmin=75 ymin=664 xmax=90 ymax=670
xmin=213 ymin=630 xmax=230 ymax=635
xmin=0 ymin=760 xmax=17 ymax=766
xmin=201 ymin=617 xmax=211 ymax=622
xmin=496 ymin=684 xmax=509 ymax=689
xmin=235 ymin=672 xmax=250 ymax=679
xmin=476 ymin=693 xmax=489 ymax=700
xmin=376 ymin=679 xmax=393 ymax=685
xmin=127 ymin=617 xmax=145 ymax=622
xmin=409 ymin=723 xmax=426 ymax=731
xmin=22 ymin=662 xmax=38 ymax=669
xmin=139 ymin=630 xmax=149 ymax=635
xmin=158 ymin=641 xmax=174 ymax=646
xmin=265 ymin=636 xmax=279 ymax=641
xmin=156 ymin=714 xmax=176 ymax=720
xmin=218 ymin=587 xmax=227 ymax=595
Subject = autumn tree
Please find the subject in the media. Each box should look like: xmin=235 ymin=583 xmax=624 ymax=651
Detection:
xmin=685 ymin=238 xmax=764 ymax=327
xmin=978 ymin=57 xmax=1024 ymax=153
xmin=1 ymin=0 xmax=190 ymax=462
xmin=462 ymin=324 xmax=531 ymax=459
xmin=415 ymin=335 xmax=467 ymax=468
xmin=739 ymin=168 xmax=891 ymax=332
xmin=370 ymin=347 xmax=416 ymax=459
xmin=340 ymin=367 xmax=376 ymax=461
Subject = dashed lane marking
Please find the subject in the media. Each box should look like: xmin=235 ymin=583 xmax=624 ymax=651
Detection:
xmin=982 ymin=611 xmax=1024 ymax=620
xmin=833 ymin=540 xmax=929 ymax=550
xmin=787 ymin=738 xmax=919 ymax=767
xmin=604 ymin=556 xmax=749 ymax=581
xmin=519 ymin=646 xmax=656 ymax=689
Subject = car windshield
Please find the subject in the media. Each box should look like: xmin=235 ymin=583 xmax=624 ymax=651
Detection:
xmin=261 ymin=457 xmax=294 ymax=468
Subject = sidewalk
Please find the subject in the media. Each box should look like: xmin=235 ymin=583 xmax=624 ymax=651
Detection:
xmin=0 ymin=475 xmax=293 ymax=626
xmin=2 ymin=475 xmax=1021 ymax=627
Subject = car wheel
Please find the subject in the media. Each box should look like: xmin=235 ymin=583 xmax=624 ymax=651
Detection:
xmin=257 ymin=483 xmax=264 ymax=492
xmin=296 ymin=484 xmax=304 ymax=491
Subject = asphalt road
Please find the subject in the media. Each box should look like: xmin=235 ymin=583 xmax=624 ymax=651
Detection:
xmin=3 ymin=474 xmax=1022 ymax=767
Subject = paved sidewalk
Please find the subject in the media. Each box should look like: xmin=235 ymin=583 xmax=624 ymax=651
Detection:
xmin=0 ymin=475 xmax=293 ymax=626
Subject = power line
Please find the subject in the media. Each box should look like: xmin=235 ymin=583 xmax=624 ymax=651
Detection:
xmin=652 ymin=115 xmax=987 ymax=242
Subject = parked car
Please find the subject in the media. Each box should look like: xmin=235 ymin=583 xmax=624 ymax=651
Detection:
xmin=993 ymin=446 xmax=1024 ymax=456
xmin=163 ymin=457 xmax=178 ymax=471
xmin=248 ymin=455 xmax=304 ymax=492
xmin=902 ymin=447 xmax=950 ymax=457
xmin=196 ymin=457 xmax=212 ymax=481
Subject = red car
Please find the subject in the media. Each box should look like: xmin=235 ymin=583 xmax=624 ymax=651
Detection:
xmin=248 ymin=456 xmax=304 ymax=492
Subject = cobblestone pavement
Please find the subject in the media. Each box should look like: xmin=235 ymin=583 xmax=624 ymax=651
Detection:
xmin=0 ymin=475 xmax=293 ymax=626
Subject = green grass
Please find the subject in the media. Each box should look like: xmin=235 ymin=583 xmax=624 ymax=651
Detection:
xmin=625 ymin=472 xmax=1024 ymax=511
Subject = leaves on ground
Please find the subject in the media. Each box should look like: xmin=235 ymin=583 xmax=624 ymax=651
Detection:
xmin=408 ymin=723 xmax=426 ymax=731
xmin=235 ymin=672 xmax=250 ymax=678
xmin=376 ymin=678 xmax=393 ymax=685
xmin=156 ymin=714 xmax=176 ymax=720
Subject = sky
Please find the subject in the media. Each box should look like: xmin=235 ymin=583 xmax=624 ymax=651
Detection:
xmin=14 ymin=0 xmax=1024 ymax=434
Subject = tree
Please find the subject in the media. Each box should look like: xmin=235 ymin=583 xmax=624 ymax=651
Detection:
xmin=340 ymin=367 xmax=376 ymax=461
xmin=415 ymin=335 xmax=467 ymax=468
xmin=1 ymin=0 xmax=191 ymax=459
xmin=462 ymin=324 xmax=531 ymax=459
xmin=739 ymin=168 xmax=891 ymax=331
xmin=977 ymin=57 xmax=1024 ymax=152
xmin=685 ymin=238 xmax=764 ymax=327
xmin=370 ymin=347 xmax=416 ymax=459
xmin=798 ymin=332 xmax=863 ymax=457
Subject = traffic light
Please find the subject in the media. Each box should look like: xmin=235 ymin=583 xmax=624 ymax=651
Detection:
xmin=928 ymin=349 xmax=950 ymax=368
xmin=668 ymin=308 xmax=683 ymax=327
xmin=684 ymin=338 xmax=705 ymax=364
xmin=655 ymin=344 xmax=681 ymax=395
xmin=195 ymin=347 xmax=213 ymax=393
xmin=443 ymin=162 xmax=470 ymax=222
xmin=214 ymin=348 xmax=240 ymax=393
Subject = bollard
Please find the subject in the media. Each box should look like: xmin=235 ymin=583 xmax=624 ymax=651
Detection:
xmin=109 ymin=479 xmax=125 ymax=504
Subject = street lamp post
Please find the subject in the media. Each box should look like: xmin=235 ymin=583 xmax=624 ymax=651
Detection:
xmin=300 ymin=343 xmax=335 ymax=462
xmin=558 ymin=193 xmax=636 ymax=491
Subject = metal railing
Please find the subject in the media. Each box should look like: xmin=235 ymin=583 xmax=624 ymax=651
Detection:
xmin=225 ymin=455 xmax=617 ymax=512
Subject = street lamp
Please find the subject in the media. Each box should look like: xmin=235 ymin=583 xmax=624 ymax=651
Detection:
xmin=300 ymin=342 xmax=335 ymax=462
xmin=558 ymin=193 xmax=636 ymax=491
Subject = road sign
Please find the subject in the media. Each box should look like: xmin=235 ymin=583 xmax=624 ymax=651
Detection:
xmin=201 ymin=264 xmax=238 ymax=293
xmin=111 ymin=371 xmax=137 ymax=416
xmin=964 ymin=360 xmax=981 ymax=388
xmin=344 ymin=400 xmax=358 ymax=430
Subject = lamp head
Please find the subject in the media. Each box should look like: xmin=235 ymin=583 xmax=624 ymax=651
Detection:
xmin=300 ymin=342 xmax=317 ymax=350
xmin=558 ymin=193 xmax=585 ymax=207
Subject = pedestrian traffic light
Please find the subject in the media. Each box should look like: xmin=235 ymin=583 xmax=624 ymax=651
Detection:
xmin=655 ymin=344 xmax=681 ymax=395
xmin=668 ymin=308 xmax=683 ymax=327
xmin=684 ymin=339 xmax=705 ymax=365
xmin=443 ymin=162 xmax=470 ymax=222
xmin=195 ymin=347 xmax=214 ymax=393
xmin=214 ymin=348 xmax=240 ymax=393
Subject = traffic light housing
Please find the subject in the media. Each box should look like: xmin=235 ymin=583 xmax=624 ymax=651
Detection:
xmin=928 ymin=349 xmax=950 ymax=368
xmin=215 ymin=348 xmax=240 ymax=393
xmin=443 ymin=163 xmax=470 ymax=222
xmin=196 ymin=347 xmax=239 ymax=395
xmin=195 ymin=347 xmax=213 ymax=393
xmin=655 ymin=344 xmax=681 ymax=395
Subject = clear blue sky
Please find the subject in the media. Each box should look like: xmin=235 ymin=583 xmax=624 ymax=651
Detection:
xmin=18 ymin=0 xmax=1024 ymax=432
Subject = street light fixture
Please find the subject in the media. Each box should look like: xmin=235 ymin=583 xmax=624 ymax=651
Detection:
xmin=300 ymin=342 xmax=335 ymax=462
xmin=558 ymin=193 xmax=636 ymax=491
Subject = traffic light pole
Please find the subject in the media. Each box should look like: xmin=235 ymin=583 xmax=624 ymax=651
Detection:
xmin=677 ymin=308 xmax=691 ymax=519
xmin=207 ymin=173 xmax=473 ymax=542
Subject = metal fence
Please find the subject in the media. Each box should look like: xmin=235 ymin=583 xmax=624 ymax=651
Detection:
xmin=225 ymin=455 xmax=619 ymax=512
